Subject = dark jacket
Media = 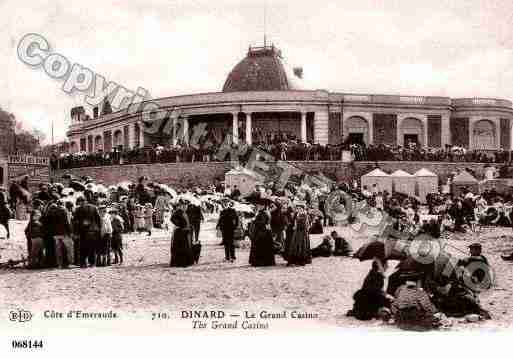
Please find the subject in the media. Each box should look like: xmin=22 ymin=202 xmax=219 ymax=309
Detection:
xmin=25 ymin=211 xmax=44 ymax=239
xmin=43 ymin=204 xmax=72 ymax=236
xmin=135 ymin=184 xmax=152 ymax=205
xmin=186 ymin=204 xmax=204 ymax=225
xmin=111 ymin=215 xmax=124 ymax=234
xmin=171 ymin=209 xmax=190 ymax=228
xmin=73 ymin=203 xmax=101 ymax=233
xmin=270 ymin=207 xmax=287 ymax=232
xmin=0 ymin=203 xmax=11 ymax=223
xmin=217 ymin=207 xmax=239 ymax=233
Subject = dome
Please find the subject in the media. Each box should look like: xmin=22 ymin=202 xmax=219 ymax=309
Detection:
xmin=223 ymin=45 xmax=299 ymax=92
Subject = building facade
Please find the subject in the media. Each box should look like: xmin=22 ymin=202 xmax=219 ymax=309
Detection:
xmin=66 ymin=45 xmax=513 ymax=152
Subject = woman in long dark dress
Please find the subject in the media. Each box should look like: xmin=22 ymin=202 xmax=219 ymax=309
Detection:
xmin=283 ymin=206 xmax=296 ymax=261
xmin=285 ymin=203 xmax=312 ymax=266
xmin=170 ymin=200 xmax=195 ymax=267
xmin=249 ymin=202 xmax=275 ymax=266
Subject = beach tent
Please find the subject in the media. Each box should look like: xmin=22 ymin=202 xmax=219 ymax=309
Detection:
xmin=451 ymin=170 xmax=479 ymax=196
xmin=361 ymin=168 xmax=392 ymax=194
xmin=414 ymin=168 xmax=439 ymax=203
xmin=391 ymin=169 xmax=415 ymax=197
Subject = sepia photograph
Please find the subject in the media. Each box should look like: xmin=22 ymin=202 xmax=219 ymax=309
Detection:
xmin=1 ymin=0 xmax=513 ymax=357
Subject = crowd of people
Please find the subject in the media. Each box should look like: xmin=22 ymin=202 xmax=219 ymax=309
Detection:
xmin=51 ymin=140 xmax=512 ymax=170
xmin=2 ymin=166 xmax=512 ymax=331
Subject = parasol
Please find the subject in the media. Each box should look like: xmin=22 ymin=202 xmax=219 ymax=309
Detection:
xmin=178 ymin=192 xmax=201 ymax=206
xmin=243 ymin=191 xmax=262 ymax=203
xmin=69 ymin=180 xmax=86 ymax=192
xmin=354 ymin=239 xmax=410 ymax=261
xmin=61 ymin=187 xmax=75 ymax=197
xmin=354 ymin=241 xmax=386 ymax=261
xmin=156 ymin=184 xmax=177 ymax=198
xmin=233 ymin=202 xmax=255 ymax=213
xmin=243 ymin=192 xmax=274 ymax=206
xmin=95 ymin=184 xmax=108 ymax=195
xmin=117 ymin=181 xmax=132 ymax=192
xmin=200 ymin=194 xmax=221 ymax=203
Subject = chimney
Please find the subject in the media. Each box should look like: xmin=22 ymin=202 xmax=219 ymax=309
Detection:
xmin=70 ymin=106 xmax=85 ymax=123
xmin=293 ymin=67 xmax=303 ymax=79
xmin=93 ymin=106 xmax=99 ymax=119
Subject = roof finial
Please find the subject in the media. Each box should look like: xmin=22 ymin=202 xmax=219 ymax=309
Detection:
xmin=264 ymin=2 xmax=267 ymax=48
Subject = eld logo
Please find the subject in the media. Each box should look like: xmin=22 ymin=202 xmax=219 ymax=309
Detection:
xmin=9 ymin=309 xmax=32 ymax=322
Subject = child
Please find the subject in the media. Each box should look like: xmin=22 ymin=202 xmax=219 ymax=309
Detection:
xmin=98 ymin=205 xmax=112 ymax=266
xmin=144 ymin=203 xmax=154 ymax=236
xmin=162 ymin=208 xmax=172 ymax=231
xmin=110 ymin=207 xmax=125 ymax=264
xmin=441 ymin=213 xmax=455 ymax=232
xmin=134 ymin=204 xmax=145 ymax=232
xmin=24 ymin=209 xmax=44 ymax=268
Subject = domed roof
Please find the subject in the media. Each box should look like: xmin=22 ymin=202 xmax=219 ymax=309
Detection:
xmin=223 ymin=45 xmax=297 ymax=92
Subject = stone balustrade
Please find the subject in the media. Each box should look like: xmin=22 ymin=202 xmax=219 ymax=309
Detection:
xmin=452 ymin=98 xmax=513 ymax=108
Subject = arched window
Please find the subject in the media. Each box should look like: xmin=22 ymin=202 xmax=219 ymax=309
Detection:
xmin=113 ymin=130 xmax=123 ymax=150
xmin=344 ymin=116 xmax=369 ymax=144
xmin=473 ymin=120 xmax=496 ymax=149
xmin=94 ymin=135 xmax=103 ymax=152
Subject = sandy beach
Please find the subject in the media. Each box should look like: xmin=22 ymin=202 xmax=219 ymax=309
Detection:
xmin=1 ymin=217 xmax=513 ymax=332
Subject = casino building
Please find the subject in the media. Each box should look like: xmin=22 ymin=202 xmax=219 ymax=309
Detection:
xmin=66 ymin=44 xmax=513 ymax=152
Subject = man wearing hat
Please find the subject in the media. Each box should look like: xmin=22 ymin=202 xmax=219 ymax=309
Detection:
xmin=459 ymin=243 xmax=488 ymax=267
xmin=74 ymin=197 xmax=101 ymax=267
xmin=43 ymin=199 xmax=73 ymax=268
xmin=109 ymin=207 xmax=124 ymax=264
xmin=136 ymin=176 xmax=151 ymax=205
xmin=458 ymin=243 xmax=490 ymax=286
xmin=217 ymin=200 xmax=239 ymax=262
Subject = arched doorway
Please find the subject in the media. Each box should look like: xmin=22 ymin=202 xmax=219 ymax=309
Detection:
xmin=94 ymin=135 xmax=103 ymax=152
xmin=473 ymin=120 xmax=496 ymax=149
xmin=344 ymin=116 xmax=369 ymax=144
xmin=113 ymin=130 xmax=123 ymax=150
xmin=399 ymin=118 xmax=424 ymax=147
xmin=134 ymin=124 xmax=141 ymax=148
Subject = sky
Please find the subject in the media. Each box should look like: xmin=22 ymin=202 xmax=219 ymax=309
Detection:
xmin=2 ymin=0 xmax=513 ymax=144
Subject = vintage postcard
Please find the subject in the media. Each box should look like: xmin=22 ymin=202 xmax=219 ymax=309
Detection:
xmin=1 ymin=0 xmax=513 ymax=357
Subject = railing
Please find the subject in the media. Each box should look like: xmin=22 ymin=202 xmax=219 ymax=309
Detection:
xmin=51 ymin=145 xmax=513 ymax=171
xmin=452 ymin=98 xmax=513 ymax=108
xmin=341 ymin=94 xmax=451 ymax=106
xmin=67 ymin=93 xmax=512 ymax=132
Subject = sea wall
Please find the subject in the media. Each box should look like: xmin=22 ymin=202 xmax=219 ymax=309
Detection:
xmin=51 ymin=161 xmax=500 ymax=187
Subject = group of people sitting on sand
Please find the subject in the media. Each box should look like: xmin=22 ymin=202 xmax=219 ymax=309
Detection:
xmin=348 ymin=240 xmax=492 ymax=331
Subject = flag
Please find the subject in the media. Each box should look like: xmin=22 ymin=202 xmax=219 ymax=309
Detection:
xmin=14 ymin=119 xmax=23 ymax=135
